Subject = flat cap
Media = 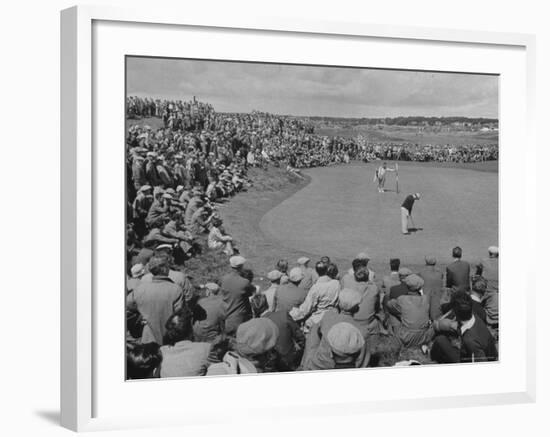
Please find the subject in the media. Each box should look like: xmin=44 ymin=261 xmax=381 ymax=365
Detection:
xmin=488 ymin=246 xmax=499 ymax=255
xmin=326 ymin=322 xmax=365 ymax=356
xmin=288 ymin=267 xmax=304 ymax=282
xmin=398 ymin=267 xmax=413 ymax=277
xmin=404 ymin=274 xmax=424 ymax=291
xmin=235 ymin=318 xmax=279 ymax=356
xmin=229 ymin=255 xmax=246 ymax=268
xmin=267 ymin=270 xmax=283 ymax=281
xmin=338 ymin=288 xmax=363 ymax=312
xmin=297 ymin=257 xmax=310 ymax=265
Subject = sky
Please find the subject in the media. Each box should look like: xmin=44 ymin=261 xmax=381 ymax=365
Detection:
xmin=126 ymin=57 xmax=498 ymax=119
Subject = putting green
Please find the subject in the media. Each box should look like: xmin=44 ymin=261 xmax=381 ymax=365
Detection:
xmin=259 ymin=162 xmax=498 ymax=266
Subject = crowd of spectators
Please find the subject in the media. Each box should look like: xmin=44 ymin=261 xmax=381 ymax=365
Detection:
xmin=127 ymin=247 xmax=499 ymax=378
xmin=125 ymin=96 xmax=499 ymax=379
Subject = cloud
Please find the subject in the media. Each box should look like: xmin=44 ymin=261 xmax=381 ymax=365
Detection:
xmin=126 ymin=57 xmax=498 ymax=118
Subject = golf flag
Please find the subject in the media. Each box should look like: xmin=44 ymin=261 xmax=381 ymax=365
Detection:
xmin=396 ymin=163 xmax=399 ymax=194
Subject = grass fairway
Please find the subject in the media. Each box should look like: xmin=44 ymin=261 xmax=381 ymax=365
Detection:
xmin=259 ymin=161 xmax=498 ymax=275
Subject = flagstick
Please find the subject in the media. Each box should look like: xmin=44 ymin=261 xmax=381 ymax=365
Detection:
xmin=396 ymin=163 xmax=399 ymax=194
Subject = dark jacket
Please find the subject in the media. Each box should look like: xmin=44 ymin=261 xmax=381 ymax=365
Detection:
xmin=264 ymin=310 xmax=305 ymax=370
xmin=418 ymin=266 xmax=444 ymax=320
xmin=273 ymin=282 xmax=308 ymax=315
xmin=221 ymin=271 xmax=255 ymax=335
xmin=461 ymin=315 xmax=497 ymax=362
xmin=446 ymin=260 xmax=471 ymax=292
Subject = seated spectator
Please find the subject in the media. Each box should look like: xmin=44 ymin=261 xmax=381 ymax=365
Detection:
xmin=304 ymin=322 xmax=369 ymax=371
xmin=276 ymin=259 xmax=289 ymax=285
xmin=352 ymin=268 xmax=384 ymax=337
xmin=207 ymin=318 xmax=280 ymax=375
xmin=250 ymin=294 xmax=305 ymax=371
xmin=273 ymin=267 xmax=308 ymax=314
xmin=159 ymin=308 xmax=213 ymax=377
xmin=126 ymin=342 xmax=162 ymax=379
xmin=431 ymin=290 xmax=497 ymax=363
xmin=386 ymin=274 xmax=433 ymax=348
xmin=207 ymin=216 xmax=234 ymax=255
xmin=126 ymin=256 xmax=184 ymax=344
xmin=262 ymin=270 xmax=282 ymax=312
xmin=296 ymin=256 xmax=318 ymax=291
xmin=470 ymin=277 xmax=488 ymax=325
xmin=290 ymin=261 xmax=340 ymax=331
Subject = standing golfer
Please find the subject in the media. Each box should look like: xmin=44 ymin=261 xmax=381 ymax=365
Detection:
xmin=401 ymin=193 xmax=420 ymax=235
xmin=374 ymin=162 xmax=396 ymax=193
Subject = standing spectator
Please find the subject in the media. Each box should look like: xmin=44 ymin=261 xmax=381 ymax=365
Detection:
xmin=476 ymin=246 xmax=499 ymax=334
xmin=381 ymin=258 xmax=401 ymax=299
xmin=446 ymin=246 xmax=471 ymax=292
xmin=418 ymin=255 xmax=444 ymax=320
xmin=221 ymin=256 xmax=256 ymax=335
xmin=193 ymin=283 xmax=226 ymax=343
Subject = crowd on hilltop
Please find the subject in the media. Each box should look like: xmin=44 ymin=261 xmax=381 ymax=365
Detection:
xmin=358 ymin=142 xmax=498 ymax=163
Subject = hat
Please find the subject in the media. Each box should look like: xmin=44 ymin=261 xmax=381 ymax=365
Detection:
xmin=288 ymin=267 xmax=304 ymax=282
xmin=404 ymin=274 xmax=424 ymax=291
xmin=297 ymin=257 xmax=310 ymax=265
xmin=338 ymin=288 xmax=363 ymax=312
xmin=326 ymin=322 xmax=365 ymax=356
xmin=267 ymin=270 xmax=283 ymax=281
xmin=165 ymin=188 xmax=176 ymax=195
xmin=235 ymin=318 xmax=279 ymax=356
xmin=153 ymin=186 xmax=164 ymax=195
xmin=204 ymin=282 xmax=220 ymax=293
xmin=229 ymin=255 xmax=246 ymax=268
xmin=398 ymin=267 xmax=413 ymax=277
xmin=130 ymin=263 xmax=145 ymax=278
xmin=414 ymin=193 xmax=421 ymax=199
xmin=356 ymin=252 xmax=370 ymax=261
xmin=176 ymin=185 xmax=184 ymax=192
xmin=424 ymin=255 xmax=437 ymax=266
xmin=488 ymin=246 xmax=499 ymax=255
xmin=162 ymin=193 xmax=173 ymax=200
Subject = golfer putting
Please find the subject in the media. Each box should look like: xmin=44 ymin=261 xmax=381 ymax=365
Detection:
xmin=401 ymin=193 xmax=421 ymax=235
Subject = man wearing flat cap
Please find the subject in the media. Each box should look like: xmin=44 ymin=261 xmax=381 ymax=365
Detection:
xmin=193 ymin=282 xmax=226 ymax=343
xmin=386 ymin=274 xmax=434 ymax=347
xmin=221 ymin=256 xmax=256 ymax=336
xmin=296 ymin=257 xmax=318 ymax=291
xmin=418 ymin=255 xmax=444 ymax=321
xmin=273 ymin=267 xmax=308 ymax=315
xmin=262 ymin=270 xmax=283 ymax=312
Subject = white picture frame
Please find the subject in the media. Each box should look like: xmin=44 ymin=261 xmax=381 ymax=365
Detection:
xmin=60 ymin=5 xmax=536 ymax=432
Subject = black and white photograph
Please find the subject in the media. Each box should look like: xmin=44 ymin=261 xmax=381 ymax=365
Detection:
xmin=125 ymin=56 xmax=499 ymax=379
